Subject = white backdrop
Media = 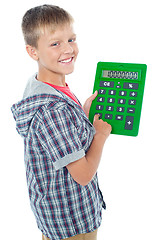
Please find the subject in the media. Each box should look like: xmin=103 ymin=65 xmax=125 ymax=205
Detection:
xmin=1 ymin=0 xmax=160 ymax=239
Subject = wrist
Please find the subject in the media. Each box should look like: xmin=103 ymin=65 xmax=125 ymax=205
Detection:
xmin=94 ymin=132 xmax=107 ymax=143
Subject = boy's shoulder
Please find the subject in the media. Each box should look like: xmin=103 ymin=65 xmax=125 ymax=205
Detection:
xmin=23 ymin=74 xmax=60 ymax=99
xmin=12 ymin=74 xmax=67 ymax=117
xmin=22 ymin=74 xmax=73 ymax=110
xmin=11 ymin=75 xmax=72 ymax=137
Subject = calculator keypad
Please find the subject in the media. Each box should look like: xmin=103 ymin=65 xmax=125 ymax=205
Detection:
xmin=95 ymin=81 xmax=139 ymax=131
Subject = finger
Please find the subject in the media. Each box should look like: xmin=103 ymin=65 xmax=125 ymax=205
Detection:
xmin=93 ymin=90 xmax=98 ymax=97
xmin=91 ymin=90 xmax=98 ymax=100
xmin=93 ymin=113 xmax=100 ymax=121
xmin=87 ymin=91 xmax=98 ymax=103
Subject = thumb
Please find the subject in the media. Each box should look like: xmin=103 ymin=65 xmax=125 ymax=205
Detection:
xmin=83 ymin=91 xmax=98 ymax=118
xmin=86 ymin=91 xmax=98 ymax=105
xmin=89 ymin=90 xmax=98 ymax=102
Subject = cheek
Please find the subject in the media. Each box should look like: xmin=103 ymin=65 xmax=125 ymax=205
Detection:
xmin=40 ymin=50 xmax=59 ymax=65
xmin=74 ymin=44 xmax=79 ymax=57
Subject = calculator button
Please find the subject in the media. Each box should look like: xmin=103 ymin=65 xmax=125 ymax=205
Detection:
xmin=116 ymin=85 xmax=121 ymax=88
xmin=119 ymin=91 xmax=127 ymax=96
xmin=106 ymin=106 xmax=114 ymax=111
xmin=118 ymin=99 xmax=126 ymax=104
xmin=98 ymin=89 xmax=106 ymax=95
xmin=107 ymin=98 xmax=115 ymax=103
xmin=116 ymin=115 xmax=123 ymax=120
xmin=117 ymin=107 xmax=125 ymax=112
xmin=96 ymin=105 xmax=104 ymax=110
xmin=105 ymin=114 xmax=113 ymax=119
xmin=123 ymin=82 xmax=139 ymax=90
xmin=127 ymin=108 xmax=135 ymax=113
xmin=128 ymin=99 xmax=136 ymax=105
xmin=130 ymin=91 xmax=137 ymax=97
xmin=125 ymin=116 xmax=134 ymax=130
xmin=100 ymin=81 xmax=114 ymax=88
xmin=108 ymin=90 xmax=116 ymax=95
xmin=97 ymin=97 xmax=105 ymax=102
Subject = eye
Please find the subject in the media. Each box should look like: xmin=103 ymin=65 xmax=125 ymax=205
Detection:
xmin=68 ymin=37 xmax=76 ymax=43
xmin=68 ymin=39 xmax=73 ymax=43
xmin=50 ymin=42 xmax=60 ymax=47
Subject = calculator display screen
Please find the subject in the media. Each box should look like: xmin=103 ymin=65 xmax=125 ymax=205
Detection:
xmin=102 ymin=70 xmax=138 ymax=80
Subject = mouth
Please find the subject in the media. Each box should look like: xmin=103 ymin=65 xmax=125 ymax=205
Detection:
xmin=59 ymin=57 xmax=74 ymax=64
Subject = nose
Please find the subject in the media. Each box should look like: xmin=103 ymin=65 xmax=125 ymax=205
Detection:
xmin=63 ymin=42 xmax=74 ymax=54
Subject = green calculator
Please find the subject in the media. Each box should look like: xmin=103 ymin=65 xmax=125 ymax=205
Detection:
xmin=89 ymin=62 xmax=147 ymax=136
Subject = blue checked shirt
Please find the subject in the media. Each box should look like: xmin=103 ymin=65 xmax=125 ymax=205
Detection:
xmin=11 ymin=74 xmax=106 ymax=240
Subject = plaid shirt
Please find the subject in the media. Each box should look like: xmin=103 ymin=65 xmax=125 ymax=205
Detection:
xmin=11 ymin=75 xmax=106 ymax=240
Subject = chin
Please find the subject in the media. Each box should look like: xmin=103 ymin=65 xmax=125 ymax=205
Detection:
xmin=63 ymin=66 xmax=75 ymax=75
xmin=65 ymin=69 xmax=74 ymax=75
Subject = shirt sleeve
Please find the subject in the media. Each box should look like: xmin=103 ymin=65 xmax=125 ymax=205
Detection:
xmin=37 ymin=106 xmax=85 ymax=170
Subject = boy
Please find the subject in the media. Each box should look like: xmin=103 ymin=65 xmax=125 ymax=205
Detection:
xmin=11 ymin=5 xmax=111 ymax=240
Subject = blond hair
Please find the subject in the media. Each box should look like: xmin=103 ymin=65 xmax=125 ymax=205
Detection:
xmin=22 ymin=4 xmax=74 ymax=48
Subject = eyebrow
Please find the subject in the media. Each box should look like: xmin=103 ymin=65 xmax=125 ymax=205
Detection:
xmin=49 ymin=33 xmax=77 ymax=42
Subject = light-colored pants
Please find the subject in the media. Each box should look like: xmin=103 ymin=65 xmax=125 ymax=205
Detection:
xmin=42 ymin=229 xmax=98 ymax=240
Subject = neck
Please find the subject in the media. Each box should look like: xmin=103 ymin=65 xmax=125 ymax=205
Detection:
xmin=37 ymin=68 xmax=66 ymax=87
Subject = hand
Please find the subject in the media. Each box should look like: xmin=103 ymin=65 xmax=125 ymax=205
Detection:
xmin=93 ymin=114 xmax=112 ymax=140
xmin=83 ymin=91 xmax=98 ymax=118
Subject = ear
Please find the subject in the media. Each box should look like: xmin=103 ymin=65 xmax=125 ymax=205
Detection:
xmin=26 ymin=45 xmax=39 ymax=61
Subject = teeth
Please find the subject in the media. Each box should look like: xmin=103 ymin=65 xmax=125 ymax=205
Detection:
xmin=60 ymin=58 xmax=72 ymax=63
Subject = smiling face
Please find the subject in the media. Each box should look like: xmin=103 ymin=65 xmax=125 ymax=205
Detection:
xmin=27 ymin=23 xmax=79 ymax=85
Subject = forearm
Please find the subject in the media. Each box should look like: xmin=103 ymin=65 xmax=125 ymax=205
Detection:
xmin=85 ymin=133 xmax=106 ymax=179
xmin=67 ymin=115 xmax=111 ymax=186
xmin=67 ymin=132 xmax=108 ymax=186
